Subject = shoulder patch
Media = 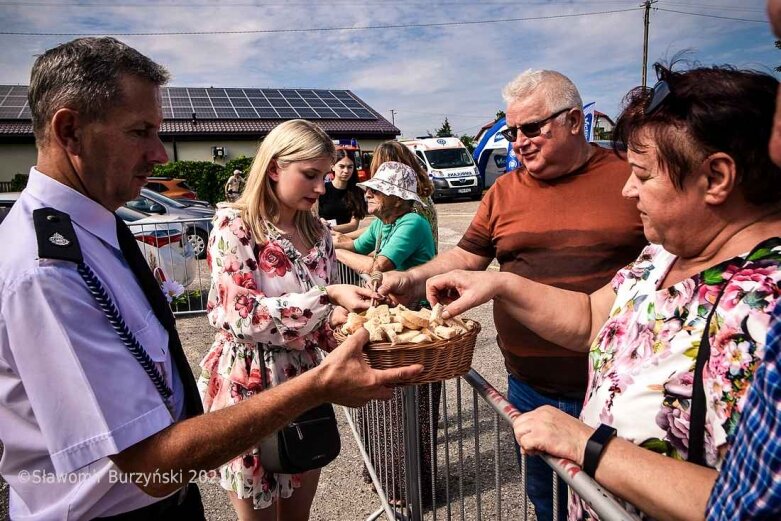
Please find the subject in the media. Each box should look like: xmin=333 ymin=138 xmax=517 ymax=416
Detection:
xmin=33 ymin=208 xmax=83 ymax=263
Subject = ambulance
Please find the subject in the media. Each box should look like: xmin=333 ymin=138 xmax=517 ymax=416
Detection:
xmin=400 ymin=137 xmax=482 ymax=201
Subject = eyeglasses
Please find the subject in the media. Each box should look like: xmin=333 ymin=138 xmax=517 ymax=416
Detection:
xmin=645 ymin=79 xmax=671 ymax=115
xmin=500 ymin=107 xmax=572 ymax=142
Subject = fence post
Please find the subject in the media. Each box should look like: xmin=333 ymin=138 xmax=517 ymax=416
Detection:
xmin=402 ymin=386 xmax=423 ymax=521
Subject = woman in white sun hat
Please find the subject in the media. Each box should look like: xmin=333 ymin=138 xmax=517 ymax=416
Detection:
xmin=334 ymin=160 xmax=435 ymax=274
xmin=334 ymin=160 xmax=438 ymax=508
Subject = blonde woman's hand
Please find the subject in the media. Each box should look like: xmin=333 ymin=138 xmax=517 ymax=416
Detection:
xmin=326 ymin=284 xmax=380 ymax=312
xmin=330 ymin=306 xmax=349 ymax=327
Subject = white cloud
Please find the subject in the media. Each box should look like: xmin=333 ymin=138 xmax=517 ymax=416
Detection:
xmin=0 ymin=0 xmax=774 ymax=138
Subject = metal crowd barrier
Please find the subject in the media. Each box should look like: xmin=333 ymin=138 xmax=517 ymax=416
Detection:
xmin=337 ymin=263 xmax=638 ymax=521
xmin=125 ymin=216 xmax=212 ymax=317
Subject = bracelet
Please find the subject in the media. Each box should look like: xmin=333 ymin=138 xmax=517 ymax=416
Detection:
xmin=582 ymin=424 xmax=617 ymax=478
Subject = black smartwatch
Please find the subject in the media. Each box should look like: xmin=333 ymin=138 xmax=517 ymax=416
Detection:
xmin=582 ymin=424 xmax=617 ymax=478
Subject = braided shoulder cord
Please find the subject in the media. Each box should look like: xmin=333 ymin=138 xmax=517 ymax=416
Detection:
xmin=76 ymin=262 xmax=174 ymax=416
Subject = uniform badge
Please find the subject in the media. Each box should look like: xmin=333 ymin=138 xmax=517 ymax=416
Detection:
xmin=49 ymin=232 xmax=70 ymax=247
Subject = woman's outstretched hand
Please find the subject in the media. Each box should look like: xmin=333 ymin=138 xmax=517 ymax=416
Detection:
xmin=326 ymin=284 xmax=381 ymax=312
xmin=426 ymin=270 xmax=505 ymax=319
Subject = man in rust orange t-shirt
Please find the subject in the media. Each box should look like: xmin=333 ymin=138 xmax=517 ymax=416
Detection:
xmin=380 ymin=69 xmax=645 ymax=521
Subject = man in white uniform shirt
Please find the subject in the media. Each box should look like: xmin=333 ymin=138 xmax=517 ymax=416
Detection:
xmin=0 ymin=37 xmax=420 ymax=519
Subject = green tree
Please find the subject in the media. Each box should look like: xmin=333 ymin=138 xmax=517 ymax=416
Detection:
xmin=435 ymin=117 xmax=453 ymax=137
xmin=459 ymin=134 xmax=476 ymax=153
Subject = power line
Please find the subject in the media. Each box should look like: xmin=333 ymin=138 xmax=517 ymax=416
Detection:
xmin=656 ymin=7 xmax=766 ymax=24
xmin=659 ymin=1 xmax=764 ymax=13
xmin=0 ymin=0 xmax=640 ymax=6
xmin=0 ymin=7 xmax=641 ymax=36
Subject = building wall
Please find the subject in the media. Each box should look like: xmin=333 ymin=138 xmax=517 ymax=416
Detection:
xmin=164 ymin=138 xmax=387 ymax=164
xmin=0 ymin=143 xmax=37 ymax=183
xmin=0 ymin=137 xmax=391 ymax=183
xmin=164 ymin=139 xmax=260 ymax=164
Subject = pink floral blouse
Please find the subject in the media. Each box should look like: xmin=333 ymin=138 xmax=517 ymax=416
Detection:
xmin=197 ymin=207 xmax=337 ymax=509
xmin=572 ymin=238 xmax=781 ymax=520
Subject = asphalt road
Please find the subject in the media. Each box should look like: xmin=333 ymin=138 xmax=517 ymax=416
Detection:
xmin=1 ymin=197 xmax=527 ymax=520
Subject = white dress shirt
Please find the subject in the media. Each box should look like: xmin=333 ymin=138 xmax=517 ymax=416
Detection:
xmin=0 ymin=168 xmax=185 ymax=519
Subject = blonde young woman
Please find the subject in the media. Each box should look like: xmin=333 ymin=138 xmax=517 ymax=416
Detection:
xmin=198 ymin=120 xmax=376 ymax=521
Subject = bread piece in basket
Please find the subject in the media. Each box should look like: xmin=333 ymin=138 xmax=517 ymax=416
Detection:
xmin=334 ymin=303 xmax=480 ymax=383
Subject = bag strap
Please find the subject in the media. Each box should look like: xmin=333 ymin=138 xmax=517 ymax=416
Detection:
xmin=687 ymin=285 xmax=727 ymax=466
xmin=687 ymin=242 xmax=766 ymax=466
xmin=259 ymin=343 xmax=269 ymax=389
xmin=33 ymin=208 xmax=175 ymax=417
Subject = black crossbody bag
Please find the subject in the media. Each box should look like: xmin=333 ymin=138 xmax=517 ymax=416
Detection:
xmin=255 ymin=222 xmax=340 ymax=473
xmin=258 ymin=343 xmax=341 ymax=473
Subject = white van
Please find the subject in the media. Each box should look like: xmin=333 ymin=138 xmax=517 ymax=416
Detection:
xmin=400 ymin=137 xmax=482 ymax=201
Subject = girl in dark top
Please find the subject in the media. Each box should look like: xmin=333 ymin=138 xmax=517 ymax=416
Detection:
xmin=318 ymin=149 xmax=367 ymax=233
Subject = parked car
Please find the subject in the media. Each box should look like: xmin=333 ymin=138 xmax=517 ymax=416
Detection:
xmin=177 ymin=198 xmax=213 ymax=209
xmin=144 ymin=177 xmax=198 ymax=200
xmin=126 ymin=188 xmax=214 ymax=259
xmin=0 ymin=193 xmax=195 ymax=288
xmin=116 ymin=206 xmax=197 ymax=287
xmin=0 ymin=192 xmax=20 ymax=224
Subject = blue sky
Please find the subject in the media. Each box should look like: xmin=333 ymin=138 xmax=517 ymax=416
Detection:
xmin=0 ymin=0 xmax=776 ymax=138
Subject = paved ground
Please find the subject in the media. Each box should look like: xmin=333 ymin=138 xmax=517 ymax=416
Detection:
xmin=1 ymin=198 xmax=532 ymax=520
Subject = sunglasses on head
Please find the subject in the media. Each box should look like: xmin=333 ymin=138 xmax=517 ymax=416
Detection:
xmin=645 ymin=79 xmax=671 ymax=115
xmin=500 ymin=107 xmax=572 ymax=142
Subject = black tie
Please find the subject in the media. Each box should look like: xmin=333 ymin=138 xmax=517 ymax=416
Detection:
xmin=115 ymin=215 xmax=203 ymax=418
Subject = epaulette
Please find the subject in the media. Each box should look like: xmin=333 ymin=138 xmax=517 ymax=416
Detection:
xmin=33 ymin=208 xmax=83 ymax=263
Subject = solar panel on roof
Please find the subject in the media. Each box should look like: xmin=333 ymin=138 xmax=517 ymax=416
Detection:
xmin=236 ymin=108 xmax=259 ymax=118
xmin=315 ymin=108 xmax=338 ymax=118
xmin=276 ymin=108 xmax=299 ymax=118
xmin=333 ymin=108 xmax=357 ymax=118
xmin=256 ymin=108 xmax=279 ymax=118
xmin=0 ymin=85 xmax=378 ymax=122
xmin=295 ymin=108 xmax=319 ymax=119
xmin=0 ymin=107 xmax=22 ymax=118
xmin=352 ymin=109 xmax=374 ymax=118
xmin=4 ymin=96 xmax=26 ymax=106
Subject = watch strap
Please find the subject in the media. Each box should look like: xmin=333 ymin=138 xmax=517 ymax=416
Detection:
xmin=583 ymin=424 xmax=617 ymax=478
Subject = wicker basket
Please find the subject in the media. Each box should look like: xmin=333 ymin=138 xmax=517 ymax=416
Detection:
xmin=334 ymin=320 xmax=480 ymax=384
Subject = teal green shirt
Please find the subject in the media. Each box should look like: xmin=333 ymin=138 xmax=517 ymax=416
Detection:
xmin=353 ymin=212 xmax=435 ymax=271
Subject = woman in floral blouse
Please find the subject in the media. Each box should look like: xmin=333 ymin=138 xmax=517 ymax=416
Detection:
xmin=423 ymin=64 xmax=781 ymax=520
xmin=198 ymin=119 xmax=376 ymax=520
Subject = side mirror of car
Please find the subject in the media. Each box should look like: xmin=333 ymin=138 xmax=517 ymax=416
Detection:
xmin=148 ymin=203 xmax=166 ymax=214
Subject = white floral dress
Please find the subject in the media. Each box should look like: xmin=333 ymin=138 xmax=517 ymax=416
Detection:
xmin=572 ymin=238 xmax=781 ymax=520
xmin=198 ymin=207 xmax=338 ymax=510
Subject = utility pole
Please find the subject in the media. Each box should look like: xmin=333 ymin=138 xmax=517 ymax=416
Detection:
xmin=641 ymin=0 xmax=657 ymax=88
xmin=390 ymin=109 xmax=397 ymax=127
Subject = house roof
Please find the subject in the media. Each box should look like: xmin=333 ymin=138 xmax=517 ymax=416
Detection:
xmin=0 ymin=85 xmax=400 ymax=140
